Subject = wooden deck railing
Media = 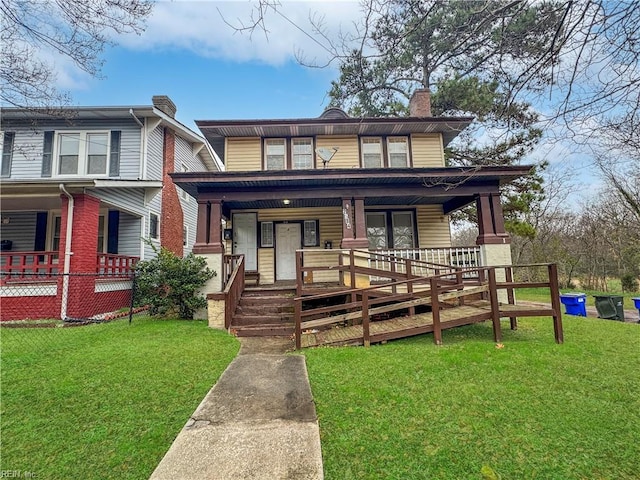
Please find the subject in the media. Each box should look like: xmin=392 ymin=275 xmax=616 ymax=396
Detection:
xmin=223 ymin=254 xmax=244 ymax=287
xmin=294 ymin=259 xmax=563 ymax=349
xmin=97 ymin=253 xmax=138 ymax=276
xmin=295 ymin=248 xmax=464 ymax=296
xmin=0 ymin=251 xmax=60 ymax=282
xmin=223 ymin=255 xmax=245 ymax=329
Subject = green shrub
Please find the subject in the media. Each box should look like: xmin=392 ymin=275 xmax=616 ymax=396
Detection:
xmin=621 ymin=273 xmax=639 ymax=293
xmin=135 ymin=247 xmax=216 ymax=319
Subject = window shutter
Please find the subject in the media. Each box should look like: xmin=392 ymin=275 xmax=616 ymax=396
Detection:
xmin=34 ymin=212 xmax=48 ymax=251
xmin=1 ymin=132 xmax=15 ymax=177
xmin=41 ymin=131 xmax=54 ymax=177
xmin=107 ymin=210 xmax=119 ymax=254
xmin=109 ymin=130 xmax=121 ymax=177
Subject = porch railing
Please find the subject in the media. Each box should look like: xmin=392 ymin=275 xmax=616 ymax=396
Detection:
xmin=294 ymin=263 xmax=563 ymax=349
xmin=223 ymin=254 xmax=244 ymax=287
xmin=370 ymin=246 xmax=481 ymax=278
xmin=1 ymin=251 xmax=138 ymax=282
xmin=0 ymin=251 xmax=60 ymax=282
xmin=97 ymin=253 xmax=139 ymax=276
xmin=223 ymin=255 xmax=245 ymax=329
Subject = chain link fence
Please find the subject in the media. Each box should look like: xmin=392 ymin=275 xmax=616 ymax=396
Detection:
xmin=1 ymin=272 xmax=146 ymax=351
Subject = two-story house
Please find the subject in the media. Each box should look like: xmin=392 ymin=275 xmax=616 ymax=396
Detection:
xmin=0 ymin=96 xmax=219 ymax=321
xmin=172 ymin=90 xmax=528 ymax=297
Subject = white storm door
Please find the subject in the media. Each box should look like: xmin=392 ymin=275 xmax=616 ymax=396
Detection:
xmin=276 ymin=223 xmax=301 ymax=280
xmin=233 ymin=213 xmax=257 ymax=270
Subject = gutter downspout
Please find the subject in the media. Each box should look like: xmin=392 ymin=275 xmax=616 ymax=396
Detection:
xmin=129 ymin=108 xmax=146 ymax=180
xmin=59 ymin=184 xmax=74 ymax=320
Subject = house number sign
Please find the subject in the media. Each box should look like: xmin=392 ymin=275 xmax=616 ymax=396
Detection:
xmin=343 ymin=202 xmax=352 ymax=230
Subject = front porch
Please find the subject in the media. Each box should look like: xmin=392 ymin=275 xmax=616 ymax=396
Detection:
xmin=210 ymin=248 xmax=563 ymax=348
xmin=0 ymin=191 xmax=141 ymax=321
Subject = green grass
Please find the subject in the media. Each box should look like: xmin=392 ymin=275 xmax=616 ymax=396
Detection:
xmin=517 ymin=287 xmax=639 ymax=307
xmin=1 ymin=317 xmax=239 ymax=479
xmin=304 ymin=317 xmax=640 ymax=479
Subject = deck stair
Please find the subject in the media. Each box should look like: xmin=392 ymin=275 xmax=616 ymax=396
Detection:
xmin=231 ymin=287 xmax=296 ymax=337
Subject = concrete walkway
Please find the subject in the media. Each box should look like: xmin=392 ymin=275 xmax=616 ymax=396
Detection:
xmin=150 ymin=337 xmax=324 ymax=480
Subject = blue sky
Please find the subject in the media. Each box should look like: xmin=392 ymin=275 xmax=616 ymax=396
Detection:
xmin=57 ymin=0 xmax=598 ymax=204
xmin=63 ymin=1 xmax=356 ymax=130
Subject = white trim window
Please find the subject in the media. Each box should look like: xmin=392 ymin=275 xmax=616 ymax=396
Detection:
xmin=292 ymin=138 xmax=313 ymax=169
xmin=388 ymin=137 xmax=409 ymax=167
xmin=51 ymin=212 xmax=107 ymax=252
xmin=56 ymin=132 xmax=109 ymax=176
xmin=265 ymin=138 xmax=286 ymax=170
xmin=260 ymin=221 xmax=274 ymax=248
xmin=366 ymin=212 xmax=387 ymax=249
xmin=391 ymin=211 xmax=414 ymax=249
xmin=362 ymin=137 xmax=382 ymax=168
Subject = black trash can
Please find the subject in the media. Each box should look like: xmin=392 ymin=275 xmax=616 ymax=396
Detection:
xmin=0 ymin=240 xmax=12 ymax=251
xmin=593 ymin=295 xmax=625 ymax=321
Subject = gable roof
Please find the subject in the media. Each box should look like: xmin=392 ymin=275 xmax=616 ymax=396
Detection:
xmin=1 ymin=105 xmax=222 ymax=172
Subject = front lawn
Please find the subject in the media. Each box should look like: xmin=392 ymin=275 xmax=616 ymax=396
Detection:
xmin=0 ymin=317 xmax=239 ymax=479
xmin=517 ymin=286 xmax=638 ymax=307
xmin=304 ymin=316 xmax=640 ymax=479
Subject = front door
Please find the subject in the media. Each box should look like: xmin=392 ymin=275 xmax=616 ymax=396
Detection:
xmin=233 ymin=213 xmax=257 ymax=270
xmin=276 ymin=223 xmax=300 ymax=281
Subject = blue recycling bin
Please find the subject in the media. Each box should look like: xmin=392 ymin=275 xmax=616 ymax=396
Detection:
xmin=633 ymin=298 xmax=640 ymax=322
xmin=559 ymin=293 xmax=587 ymax=316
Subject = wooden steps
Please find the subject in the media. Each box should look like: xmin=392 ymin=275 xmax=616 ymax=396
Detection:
xmin=231 ymin=288 xmax=296 ymax=337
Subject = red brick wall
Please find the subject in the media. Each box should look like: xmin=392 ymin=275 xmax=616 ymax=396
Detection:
xmin=1 ymin=294 xmax=59 ymax=321
xmin=60 ymin=193 xmax=102 ymax=319
xmin=160 ymin=127 xmax=184 ymax=256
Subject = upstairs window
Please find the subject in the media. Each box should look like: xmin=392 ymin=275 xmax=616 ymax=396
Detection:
xmin=388 ymin=137 xmax=409 ymax=167
xmin=1 ymin=131 xmax=15 ymax=177
xmin=265 ymin=139 xmax=286 ymax=170
xmin=56 ymin=132 xmax=109 ymax=176
xmin=292 ymin=138 xmax=313 ymax=169
xmin=361 ymin=137 xmax=382 ymax=168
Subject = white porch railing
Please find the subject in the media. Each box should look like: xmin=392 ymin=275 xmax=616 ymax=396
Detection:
xmin=369 ymin=246 xmax=482 ymax=280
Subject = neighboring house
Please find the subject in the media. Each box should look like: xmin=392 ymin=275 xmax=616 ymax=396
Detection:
xmin=0 ymin=96 xmax=220 ymax=321
xmin=171 ymin=90 xmax=530 ymax=296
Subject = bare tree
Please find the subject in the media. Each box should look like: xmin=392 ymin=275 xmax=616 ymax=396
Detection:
xmin=1 ymin=0 xmax=152 ymax=111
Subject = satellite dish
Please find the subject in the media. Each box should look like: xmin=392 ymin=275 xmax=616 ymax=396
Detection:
xmin=315 ymin=147 xmax=339 ymax=168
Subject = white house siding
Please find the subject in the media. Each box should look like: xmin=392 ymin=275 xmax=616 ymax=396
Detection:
xmin=88 ymin=188 xmax=149 ymax=217
xmin=2 ymin=129 xmax=43 ymax=179
xmin=146 ymin=126 xmax=164 ymax=181
xmin=1 ymin=119 xmax=142 ymax=180
xmin=0 ymin=211 xmax=38 ymax=251
xmin=144 ymin=190 xmax=163 ymax=260
xmin=118 ymin=212 xmax=142 ymax=257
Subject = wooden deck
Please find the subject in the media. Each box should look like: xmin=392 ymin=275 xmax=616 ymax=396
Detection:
xmin=300 ymin=301 xmax=554 ymax=348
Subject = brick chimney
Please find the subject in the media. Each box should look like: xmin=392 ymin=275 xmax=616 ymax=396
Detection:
xmin=409 ymin=89 xmax=431 ymax=117
xmin=152 ymin=95 xmax=177 ymax=118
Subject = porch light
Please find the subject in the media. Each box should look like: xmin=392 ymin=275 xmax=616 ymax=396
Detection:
xmin=283 ymin=199 xmax=291 ymax=205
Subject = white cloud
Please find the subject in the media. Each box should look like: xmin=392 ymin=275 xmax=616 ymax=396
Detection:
xmin=119 ymin=0 xmax=363 ymax=66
